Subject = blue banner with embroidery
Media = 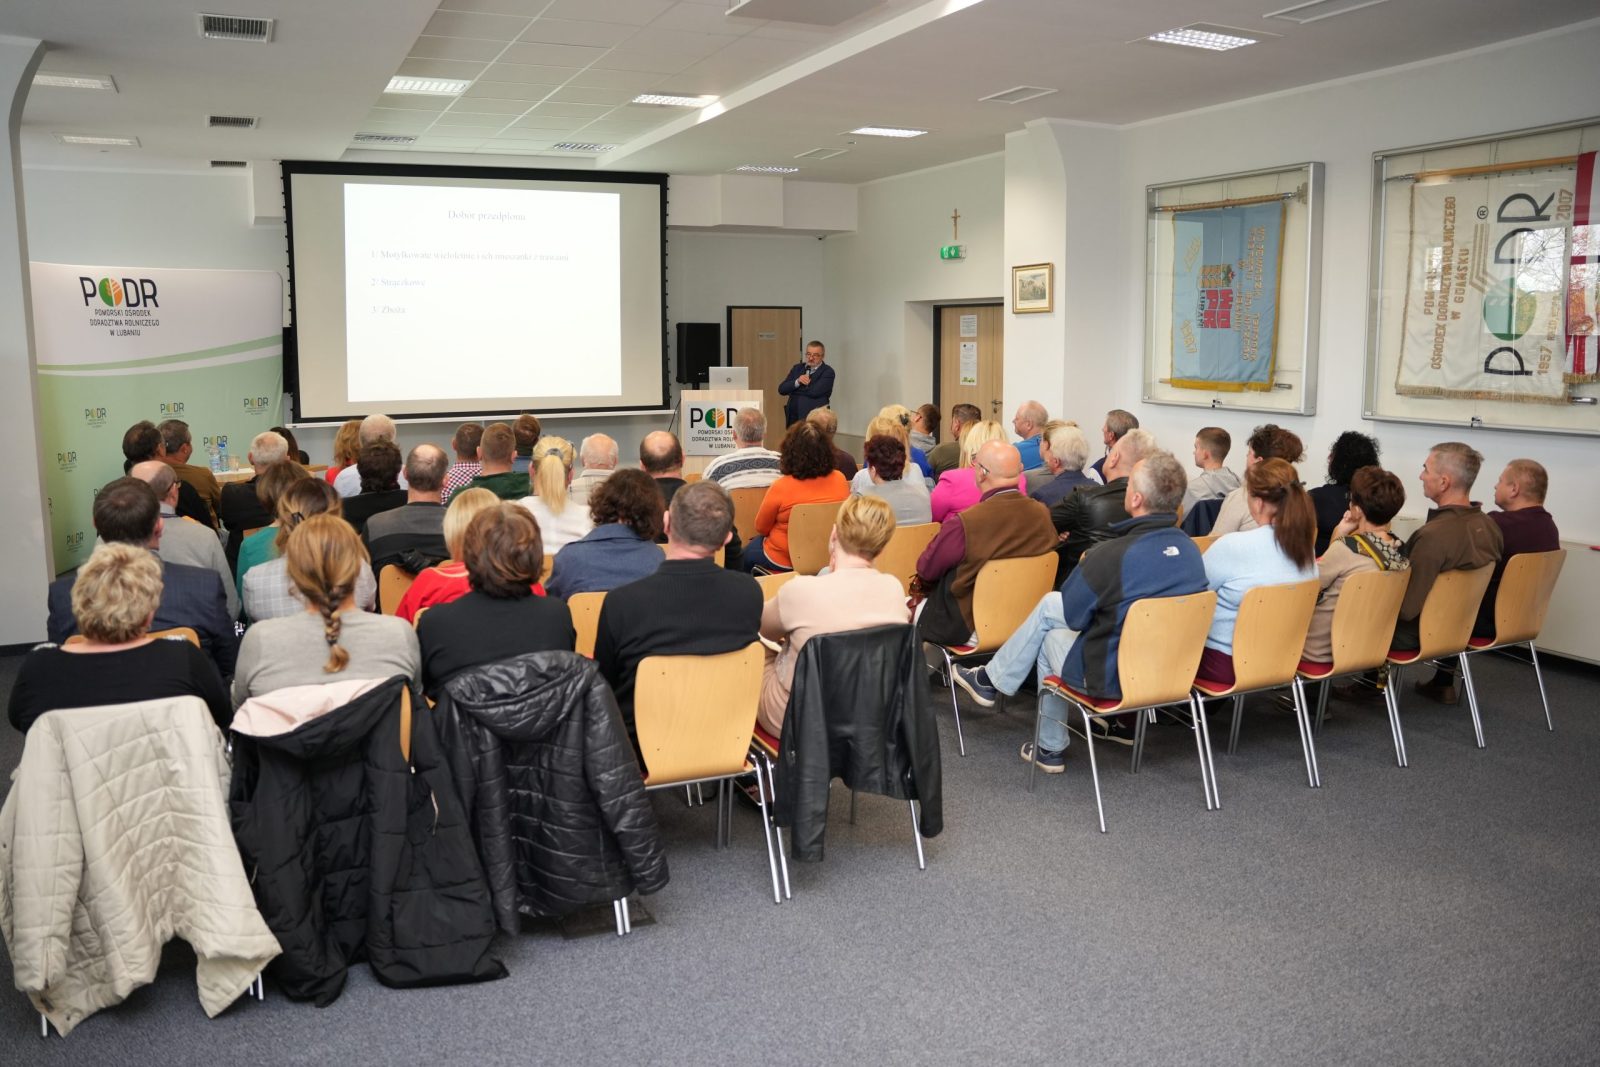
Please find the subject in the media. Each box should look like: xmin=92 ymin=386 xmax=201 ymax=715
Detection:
xmin=1169 ymin=200 xmax=1285 ymax=392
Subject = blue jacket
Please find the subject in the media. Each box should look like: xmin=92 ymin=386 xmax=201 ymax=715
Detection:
xmin=777 ymin=361 xmax=835 ymax=424
xmin=545 ymin=524 xmax=664 ymax=598
xmin=1056 ymin=513 xmax=1208 ymax=700
xmin=1015 ymin=435 xmax=1043 ymax=471
xmin=1030 ymin=468 xmax=1095 ymax=508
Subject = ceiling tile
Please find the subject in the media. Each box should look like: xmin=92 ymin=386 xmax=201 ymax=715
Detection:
xmin=542 ymin=0 xmax=674 ymax=25
xmin=484 ymin=135 xmax=563 ymax=146
xmin=631 ymin=28 xmax=739 ymax=62
xmin=518 ymin=18 xmax=640 ymax=48
xmin=436 ymin=0 xmax=560 ymax=16
xmin=546 ymin=86 xmax=634 ymax=105
xmin=649 ymin=4 xmax=760 ymax=36
xmin=566 ymin=67 xmax=664 ymax=91
xmin=408 ymin=36 xmax=507 ymax=63
xmin=497 ymin=41 xmax=609 ymax=67
xmin=462 ymin=80 xmax=559 ymax=100
xmin=376 ymin=93 xmax=454 ymax=112
xmin=532 ymin=101 xmax=615 ymax=118
xmin=432 ymin=112 xmax=516 ymax=128
xmin=443 ymin=97 xmax=538 ymax=115
xmin=396 ymin=58 xmax=490 ymax=80
xmin=362 ymin=109 xmax=439 ymax=130
xmin=481 ymin=62 xmax=585 ymax=84
xmin=508 ymin=114 xmax=595 ymax=130
xmin=587 ymin=50 xmax=693 ymax=74
xmin=410 ymin=136 xmax=491 ymax=148
xmin=423 ymin=11 xmax=532 ymax=40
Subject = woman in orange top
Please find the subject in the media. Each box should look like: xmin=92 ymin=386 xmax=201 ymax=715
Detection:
xmin=743 ymin=420 xmax=848 ymax=572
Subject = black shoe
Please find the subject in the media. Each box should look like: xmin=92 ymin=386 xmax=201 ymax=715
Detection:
xmin=1091 ymin=718 xmax=1136 ymax=746
xmin=1412 ymin=677 xmax=1459 ymax=705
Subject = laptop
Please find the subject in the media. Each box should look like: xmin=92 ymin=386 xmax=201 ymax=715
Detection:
xmin=708 ymin=366 xmax=749 ymax=388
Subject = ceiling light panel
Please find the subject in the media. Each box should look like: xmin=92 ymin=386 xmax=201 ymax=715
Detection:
xmin=735 ymin=164 xmax=800 ymax=174
xmin=386 ymin=76 xmax=471 ymax=96
xmin=33 ymin=72 xmax=117 ymax=91
xmin=631 ymin=93 xmax=718 ymax=107
xmin=553 ymin=142 xmax=617 ymax=152
xmin=850 ymin=126 xmax=928 ymax=138
xmin=1146 ymin=26 xmax=1258 ymax=51
xmin=1265 ymin=0 xmax=1391 ymax=23
xmin=55 ymin=134 xmax=140 ymax=147
xmin=980 ymin=85 xmax=1057 ymax=105
xmin=795 ymin=147 xmax=848 ymax=160
xmin=353 ymin=133 xmax=418 ymax=144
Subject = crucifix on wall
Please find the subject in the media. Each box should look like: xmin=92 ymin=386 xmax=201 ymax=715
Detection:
xmin=951 ymin=208 xmax=960 ymax=241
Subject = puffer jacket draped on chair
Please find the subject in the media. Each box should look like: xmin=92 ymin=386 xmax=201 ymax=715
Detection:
xmin=434 ymin=651 xmax=668 ymax=932
xmin=229 ymin=675 xmax=505 ymax=1006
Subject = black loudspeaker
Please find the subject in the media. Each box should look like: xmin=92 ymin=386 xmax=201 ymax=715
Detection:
xmin=675 ymin=322 xmax=721 ymax=384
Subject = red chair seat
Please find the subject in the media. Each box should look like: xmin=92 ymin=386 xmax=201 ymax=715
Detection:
xmin=942 ymin=642 xmax=980 ymax=656
xmin=751 ymin=722 xmax=780 ymax=757
xmin=1386 ymin=648 xmax=1421 ymax=663
xmin=1040 ymin=676 xmax=1122 ymax=711
xmin=1297 ymin=658 xmax=1335 ymax=678
xmin=1192 ymin=676 xmax=1236 ymax=697
xmin=1467 ymin=636 xmax=1494 ymax=649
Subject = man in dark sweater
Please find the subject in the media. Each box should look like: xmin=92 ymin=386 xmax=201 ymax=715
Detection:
xmin=364 ymin=444 xmax=449 ymax=571
xmin=953 ymin=453 xmax=1207 ymax=769
xmin=595 ymin=480 xmax=762 ymax=745
xmin=1474 ymin=458 xmax=1560 ymax=637
xmin=468 ymin=422 xmax=531 ymax=501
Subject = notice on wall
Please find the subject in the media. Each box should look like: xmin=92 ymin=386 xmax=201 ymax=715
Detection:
xmin=959 ymin=341 xmax=978 ymax=385
xmin=959 ymin=314 xmax=977 ymax=338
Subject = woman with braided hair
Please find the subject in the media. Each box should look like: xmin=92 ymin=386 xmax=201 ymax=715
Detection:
xmin=230 ymin=513 xmax=419 ymax=707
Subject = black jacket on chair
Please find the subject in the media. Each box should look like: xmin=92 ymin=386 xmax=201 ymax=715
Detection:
xmin=228 ymin=676 xmax=506 ymax=1006
xmin=774 ymin=624 xmax=943 ymax=862
xmin=433 ymin=652 xmax=669 ymax=932
xmin=1050 ymin=477 xmax=1131 ymax=584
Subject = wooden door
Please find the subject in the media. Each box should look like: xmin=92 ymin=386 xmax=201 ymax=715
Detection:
xmin=729 ymin=306 xmax=802 ymax=450
xmin=937 ymin=304 xmax=1005 ymax=429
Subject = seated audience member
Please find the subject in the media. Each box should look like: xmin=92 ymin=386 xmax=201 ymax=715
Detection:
xmin=333 ymin=414 xmax=409 ymax=498
xmin=1476 ymin=458 xmax=1559 ymax=638
xmin=546 ymin=468 xmax=665 ymax=598
xmin=569 ymin=433 xmax=620 ymax=507
xmin=219 ymin=430 xmax=291 ymax=567
xmin=271 ymin=424 xmax=310 ymax=466
xmin=875 ymin=404 xmax=933 ymax=478
xmin=47 ymin=477 xmax=237 ymax=677
xmin=440 ymin=421 xmax=483 ymax=504
xmin=1012 ymin=401 xmax=1049 ymax=471
xmin=910 ymin=403 xmax=940 ymax=455
xmin=928 ymin=403 xmax=980 ymax=476
xmin=1303 ymin=466 xmax=1410 ymax=663
xmin=1051 ymin=427 xmax=1160 ymax=583
xmin=468 ymin=422 xmax=530 ymax=501
xmin=12 ymin=543 xmax=230 ymax=734
xmin=234 ymin=461 xmax=312 ymax=602
xmin=745 ymin=421 xmax=850 ymax=573
xmin=395 ymin=487 xmax=503 ymax=623
xmin=511 ymin=413 xmax=542 ymax=473
xmin=641 ymin=430 xmax=688 ymax=507
xmin=364 ymin=443 xmax=450 ymax=572
xmin=1197 ymin=459 xmax=1319 ymax=686
xmin=1027 ymin=422 xmax=1094 ymax=506
xmin=244 ymin=479 xmax=377 ymax=622
xmin=1089 ymin=409 xmax=1140 ymax=483
xmin=914 ymin=441 xmax=1057 ymax=647
xmin=851 ymin=413 xmax=925 ymax=495
xmin=325 ymin=418 xmax=362 ymax=487
xmin=129 ymin=460 xmax=238 ymax=620
xmin=758 ymin=495 xmax=910 ymax=735
xmin=124 ymin=419 xmax=211 ymax=526
xmin=806 ymin=407 xmax=858 ymax=480
xmin=1181 ymin=426 xmax=1242 ymax=515
xmin=595 ymin=481 xmax=762 ymax=740
xmin=1310 ymin=431 xmax=1382 ymax=556
xmin=702 ymin=408 xmax=781 ymax=489
xmin=340 ymin=440 xmax=408 ymax=533
xmin=856 ymin=434 xmax=933 ymax=525
xmin=519 ymin=435 xmax=593 ymax=554
xmin=1211 ymin=423 xmax=1306 ymax=535
xmin=954 ymin=452 xmax=1206 ymax=764
xmin=158 ymin=418 xmax=221 ymax=526
xmin=232 ymin=515 xmax=420 ymax=707
xmin=418 ymin=504 xmax=576 ymax=697
xmin=931 ymin=419 xmax=1008 ymax=522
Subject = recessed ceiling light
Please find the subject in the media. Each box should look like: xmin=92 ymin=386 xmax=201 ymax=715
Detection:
xmin=795 ymin=147 xmax=848 ymax=161
xmin=553 ymin=142 xmax=616 ymax=152
xmin=33 ymin=72 xmax=117 ymax=92
xmin=353 ymin=133 xmax=417 ymax=145
xmin=55 ymin=133 xmax=140 ymax=147
xmin=1146 ymin=26 xmax=1258 ymax=50
xmin=850 ymin=126 xmax=927 ymax=138
xmin=631 ymin=93 xmax=718 ymax=107
xmin=735 ymin=164 xmax=799 ymax=174
xmin=1265 ymin=0 xmax=1390 ymax=23
xmin=979 ymin=85 xmax=1057 ymax=105
xmin=385 ymin=76 xmax=470 ymax=96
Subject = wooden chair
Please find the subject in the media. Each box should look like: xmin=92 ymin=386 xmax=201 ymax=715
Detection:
xmin=872 ymin=522 xmax=939 ymax=596
xmin=1038 ymin=590 xmax=1218 ymax=833
xmin=683 ymin=472 xmax=702 ymax=484
xmin=1386 ymin=565 xmax=1494 ymax=748
xmin=242 ymin=527 xmax=264 ymax=541
xmin=729 ymin=486 xmax=768 ymax=544
xmin=785 ymin=500 xmax=844 ymax=576
xmin=1194 ymin=579 xmax=1321 ymax=789
xmin=634 ymin=643 xmax=784 ymax=904
xmin=538 ymin=554 xmax=556 ymax=586
xmin=1461 ymin=549 xmax=1566 ymax=733
xmin=568 ymin=591 xmax=605 ymax=658
xmin=64 ymin=626 xmax=201 ymax=649
xmin=378 ymin=564 xmax=416 ymax=616
xmin=1191 ymin=534 xmax=1218 ymax=554
xmin=925 ymin=551 xmax=1058 ymax=756
xmin=756 ymin=571 xmax=796 ymax=601
xmin=1295 ymin=569 xmax=1411 ymax=765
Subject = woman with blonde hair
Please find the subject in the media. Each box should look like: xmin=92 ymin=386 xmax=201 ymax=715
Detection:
xmin=8 ymin=542 xmax=229 ymax=733
xmin=242 ymin=478 xmax=376 ymax=621
xmin=395 ymin=487 xmax=507 ymax=623
xmin=930 ymin=419 xmax=1008 ymax=521
xmin=850 ymin=413 xmax=926 ymax=494
xmin=756 ymin=495 xmax=910 ymax=734
xmin=231 ymin=514 xmax=419 ymax=707
xmin=518 ymin=434 xmax=593 ymax=553
xmin=324 ymin=418 xmax=362 ymax=486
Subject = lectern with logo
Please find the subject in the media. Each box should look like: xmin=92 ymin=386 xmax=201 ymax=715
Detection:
xmin=679 ymin=388 xmax=762 ymax=476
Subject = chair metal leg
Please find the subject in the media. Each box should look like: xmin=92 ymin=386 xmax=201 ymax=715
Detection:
xmin=1227 ymin=694 xmax=1244 ymax=754
xmin=714 ymin=780 xmax=731 ymax=848
xmin=1292 ymin=677 xmax=1321 ymax=788
xmin=613 ymin=898 xmax=626 ymax=936
xmin=1187 ymin=697 xmax=1214 ymax=811
xmin=909 ymin=799 xmax=926 ymax=870
xmin=1528 ymin=642 xmax=1555 ymax=731
xmin=1131 ymin=706 xmax=1148 ymax=774
xmin=1313 ymin=678 xmax=1331 ymax=735
xmin=40 ymin=1012 xmax=48 ymax=1037
xmin=255 ymin=973 xmax=265 ymax=1001
xmin=939 ymin=647 xmax=967 ymax=756
xmin=1027 ymin=701 xmax=1044 ymax=792
xmin=1386 ymin=664 xmax=1410 ymax=767
xmin=1457 ymin=652 xmax=1486 ymax=749
xmin=1196 ymin=694 xmax=1220 ymax=810
xmin=762 ymin=754 xmax=791 ymax=900
xmin=1083 ymin=706 xmax=1107 ymax=834
xmin=849 ymin=788 xmax=858 ymax=825
xmin=752 ymin=759 xmax=782 ymax=904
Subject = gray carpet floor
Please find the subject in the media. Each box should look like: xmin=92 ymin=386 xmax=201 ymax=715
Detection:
xmin=0 ymin=650 xmax=1595 ymax=1065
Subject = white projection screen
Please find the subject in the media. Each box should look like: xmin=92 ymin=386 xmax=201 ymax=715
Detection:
xmin=283 ymin=162 xmax=667 ymax=421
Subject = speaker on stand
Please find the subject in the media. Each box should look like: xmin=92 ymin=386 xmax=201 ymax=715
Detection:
xmin=675 ymin=322 xmax=721 ymax=386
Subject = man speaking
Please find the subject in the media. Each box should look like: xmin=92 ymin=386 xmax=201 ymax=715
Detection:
xmin=778 ymin=340 xmax=835 ymax=427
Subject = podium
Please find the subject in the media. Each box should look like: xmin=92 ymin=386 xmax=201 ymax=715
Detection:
xmin=679 ymin=389 xmax=763 ymax=476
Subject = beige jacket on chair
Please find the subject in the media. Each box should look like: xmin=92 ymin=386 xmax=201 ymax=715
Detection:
xmin=0 ymin=696 xmax=280 ymax=1035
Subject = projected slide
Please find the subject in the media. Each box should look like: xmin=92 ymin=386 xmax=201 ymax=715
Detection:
xmin=343 ymin=183 xmax=620 ymax=402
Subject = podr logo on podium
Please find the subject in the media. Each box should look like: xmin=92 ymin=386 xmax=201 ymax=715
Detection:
xmin=78 ymin=275 xmax=160 ymax=308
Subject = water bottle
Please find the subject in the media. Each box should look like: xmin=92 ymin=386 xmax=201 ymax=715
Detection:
xmin=208 ymin=439 xmax=222 ymax=473
xmin=217 ymin=435 xmax=230 ymax=471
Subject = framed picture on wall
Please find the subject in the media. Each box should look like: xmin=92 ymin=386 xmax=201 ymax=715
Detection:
xmin=1011 ymin=263 xmax=1053 ymax=313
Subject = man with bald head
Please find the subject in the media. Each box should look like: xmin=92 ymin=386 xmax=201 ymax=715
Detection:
xmin=914 ymin=439 xmax=1057 ymax=647
xmin=1012 ymin=401 xmax=1050 ymax=471
xmin=129 ymin=460 xmax=238 ymax=620
xmin=363 ymin=443 xmax=451 ymax=572
xmin=1051 ymin=427 xmax=1161 ymax=584
xmin=640 ymin=430 xmax=687 ymax=507
xmin=570 ymin=433 xmax=619 ymax=508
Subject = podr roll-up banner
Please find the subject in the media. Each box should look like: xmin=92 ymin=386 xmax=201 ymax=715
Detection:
xmin=30 ymin=263 xmax=283 ymax=573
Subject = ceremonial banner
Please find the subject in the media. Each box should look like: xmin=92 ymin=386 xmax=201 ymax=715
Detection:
xmin=1396 ymin=151 xmax=1598 ymax=402
xmin=1169 ymin=200 xmax=1286 ymax=392
xmin=30 ymin=263 xmax=283 ymax=573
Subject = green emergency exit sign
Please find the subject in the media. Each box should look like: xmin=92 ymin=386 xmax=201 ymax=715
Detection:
xmin=939 ymin=244 xmax=966 ymax=260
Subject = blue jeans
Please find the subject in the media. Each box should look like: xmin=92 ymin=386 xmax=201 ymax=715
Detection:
xmin=741 ymin=535 xmax=789 ymax=574
xmin=984 ymin=592 xmax=1080 ymax=753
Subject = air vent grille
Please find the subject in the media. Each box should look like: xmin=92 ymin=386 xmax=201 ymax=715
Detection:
xmin=208 ymin=115 xmax=258 ymax=129
xmin=795 ymin=147 xmax=848 ymax=161
xmin=1265 ymin=0 xmax=1390 ymax=24
xmin=979 ymin=85 xmax=1058 ymax=105
xmin=198 ymin=14 xmax=275 ymax=42
xmin=353 ymin=133 xmax=417 ymax=145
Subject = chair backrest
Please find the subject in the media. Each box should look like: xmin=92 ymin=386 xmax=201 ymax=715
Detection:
xmin=756 ymin=571 xmax=796 ymax=601
xmin=150 ymin=626 xmax=201 ymax=647
xmin=683 ymin=471 xmax=702 ymax=484
xmin=1116 ymin=590 xmax=1218 ymax=708
xmin=1191 ymin=534 xmax=1218 ymax=554
xmin=538 ymin=554 xmax=556 ymax=585
xmin=568 ymin=591 xmax=605 ymax=657
xmin=872 ymin=522 xmax=939 ymax=595
xmin=970 ymin=552 xmax=1058 ymax=653
xmin=242 ymin=526 xmax=264 ymax=541
xmin=729 ymin=486 xmax=768 ymax=544
xmin=634 ymin=643 xmax=763 ymax=784
xmin=787 ymin=500 xmax=844 ymax=575
xmin=1229 ymin=579 xmax=1320 ymax=692
xmin=378 ymin=564 xmax=416 ymax=616
xmin=1415 ymin=565 xmax=1495 ymax=661
xmin=1325 ymin=568 xmax=1411 ymax=674
xmin=1491 ymin=548 xmax=1566 ymax=646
